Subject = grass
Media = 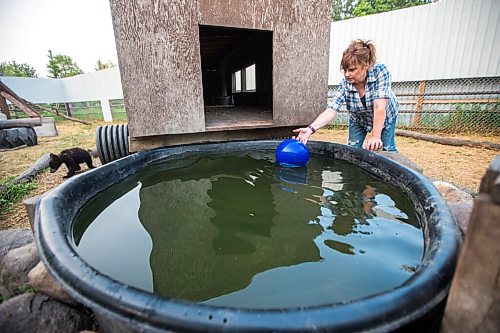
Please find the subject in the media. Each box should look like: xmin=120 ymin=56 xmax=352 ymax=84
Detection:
xmin=0 ymin=284 xmax=37 ymax=304
xmin=10 ymin=106 xmax=128 ymax=123
xmin=0 ymin=120 xmax=107 ymax=230
xmin=0 ymin=177 xmax=38 ymax=220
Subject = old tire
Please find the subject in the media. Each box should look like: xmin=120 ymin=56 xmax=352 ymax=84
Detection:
xmin=0 ymin=127 xmax=38 ymax=149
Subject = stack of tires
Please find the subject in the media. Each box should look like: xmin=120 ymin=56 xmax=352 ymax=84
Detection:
xmin=0 ymin=127 xmax=38 ymax=149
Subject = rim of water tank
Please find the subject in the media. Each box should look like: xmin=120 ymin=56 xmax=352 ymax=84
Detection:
xmin=34 ymin=140 xmax=462 ymax=332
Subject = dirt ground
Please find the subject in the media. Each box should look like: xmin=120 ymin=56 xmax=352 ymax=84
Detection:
xmin=0 ymin=121 xmax=498 ymax=230
xmin=314 ymin=129 xmax=499 ymax=191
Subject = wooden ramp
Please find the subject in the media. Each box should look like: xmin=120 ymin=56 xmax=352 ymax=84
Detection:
xmin=0 ymin=80 xmax=41 ymax=119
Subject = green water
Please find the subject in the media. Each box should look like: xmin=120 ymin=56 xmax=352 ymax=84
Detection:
xmin=73 ymin=152 xmax=423 ymax=309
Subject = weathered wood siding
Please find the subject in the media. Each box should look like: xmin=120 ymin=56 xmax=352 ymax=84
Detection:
xmin=201 ymin=0 xmax=331 ymax=126
xmin=272 ymin=0 xmax=331 ymax=125
xmin=111 ymin=0 xmax=330 ymax=138
xmin=200 ymin=0 xmax=275 ymax=30
xmin=110 ymin=0 xmax=204 ymax=137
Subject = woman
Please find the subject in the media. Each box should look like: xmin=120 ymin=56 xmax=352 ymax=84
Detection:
xmin=294 ymin=39 xmax=399 ymax=152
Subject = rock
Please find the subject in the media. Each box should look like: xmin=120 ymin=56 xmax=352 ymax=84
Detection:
xmin=0 ymin=278 xmax=7 ymax=297
xmin=433 ymin=180 xmax=473 ymax=203
xmin=378 ymin=151 xmax=424 ymax=174
xmin=447 ymin=201 xmax=473 ymax=235
xmin=0 ymin=229 xmax=34 ymax=297
xmin=1 ymin=243 xmax=39 ymax=296
xmin=433 ymin=180 xmax=474 ymax=235
xmin=0 ymin=229 xmax=34 ymax=267
xmin=28 ymin=261 xmax=77 ymax=306
xmin=0 ymin=293 xmax=92 ymax=333
xmin=33 ymin=117 xmax=58 ymax=137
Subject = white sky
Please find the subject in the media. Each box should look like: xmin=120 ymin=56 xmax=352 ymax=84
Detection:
xmin=0 ymin=0 xmax=118 ymax=78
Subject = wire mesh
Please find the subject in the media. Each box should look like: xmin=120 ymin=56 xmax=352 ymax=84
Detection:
xmin=5 ymin=77 xmax=499 ymax=134
xmin=8 ymin=99 xmax=127 ymax=122
xmin=328 ymin=76 xmax=500 ymax=135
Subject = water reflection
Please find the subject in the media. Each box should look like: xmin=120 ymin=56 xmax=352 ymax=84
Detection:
xmin=73 ymin=153 xmax=423 ymax=308
xmin=74 ymin=184 xmax=154 ymax=292
xmin=275 ymin=165 xmax=308 ymax=185
xmin=137 ymin=156 xmax=322 ymax=302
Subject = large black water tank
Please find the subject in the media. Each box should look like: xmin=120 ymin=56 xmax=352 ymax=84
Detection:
xmin=35 ymin=140 xmax=461 ymax=332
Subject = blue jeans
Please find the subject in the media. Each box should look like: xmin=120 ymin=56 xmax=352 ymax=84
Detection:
xmin=347 ymin=120 xmax=398 ymax=152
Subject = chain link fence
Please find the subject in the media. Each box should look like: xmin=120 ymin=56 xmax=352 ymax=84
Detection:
xmin=328 ymin=76 xmax=500 ymax=135
xmin=8 ymin=99 xmax=127 ymax=121
xmin=6 ymin=77 xmax=499 ymax=135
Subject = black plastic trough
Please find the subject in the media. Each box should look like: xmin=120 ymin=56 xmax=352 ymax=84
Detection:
xmin=34 ymin=140 xmax=461 ymax=332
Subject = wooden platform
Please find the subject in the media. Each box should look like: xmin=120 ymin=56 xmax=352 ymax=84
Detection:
xmin=204 ymin=106 xmax=273 ymax=131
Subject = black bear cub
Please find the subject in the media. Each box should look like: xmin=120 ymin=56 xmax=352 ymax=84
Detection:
xmin=49 ymin=147 xmax=95 ymax=178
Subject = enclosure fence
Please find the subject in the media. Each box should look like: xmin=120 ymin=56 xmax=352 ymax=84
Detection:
xmin=328 ymin=76 xmax=500 ymax=135
xmin=8 ymin=99 xmax=127 ymax=122
xmin=7 ymin=77 xmax=500 ymax=135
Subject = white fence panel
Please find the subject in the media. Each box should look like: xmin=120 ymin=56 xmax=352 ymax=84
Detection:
xmin=328 ymin=0 xmax=500 ymax=84
xmin=1 ymin=67 xmax=123 ymax=121
xmin=1 ymin=67 xmax=123 ymax=104
xmin=0 ymin=77 xmax=65 ymax=103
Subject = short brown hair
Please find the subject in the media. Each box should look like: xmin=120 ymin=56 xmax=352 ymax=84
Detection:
xmin=340 ymin=39 xmax=376 ymax=70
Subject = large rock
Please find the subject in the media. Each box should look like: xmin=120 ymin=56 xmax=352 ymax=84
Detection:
xmin=446 ymin=201 xmax=473 ymax=234
xmin=433 ymin=180 xmax=474 ymax=202
xmin=433 ymin=180 xmax=474 ymax=234
xmin=1 ymin=243 xmax=39 ymax=296
xmin=28 ymin=261 xmax=77 ymax=305
xmin=0 ymin=229 xmax=34 ymax=297
xmin=0 ymin=293 xmax=92 ymax=333
xmin=0 ymin=229 xmax=34 ymax=267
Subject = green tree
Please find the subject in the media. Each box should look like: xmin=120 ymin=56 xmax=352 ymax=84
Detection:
xmin=331 ymin=0 xmax=357 ymax=21
xmin=46 ymin=50 xmax=83 ymax=78
xmin=0 ymin=61 xmax=37 ymax=77
xmin=352 ymin=0 xmax=429 ymax=18
xmin=95 ymin=59 xmax=117 ymax=71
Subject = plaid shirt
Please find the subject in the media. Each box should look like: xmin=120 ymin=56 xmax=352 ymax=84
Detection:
xmin=328 ymin=63 xmax=399 ymax=132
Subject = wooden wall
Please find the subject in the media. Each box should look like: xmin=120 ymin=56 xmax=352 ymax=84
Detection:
xmin=110 ymin=0 xmax=331 ymax=143
xmin=110 ymin=1 xmax=204 ymax=137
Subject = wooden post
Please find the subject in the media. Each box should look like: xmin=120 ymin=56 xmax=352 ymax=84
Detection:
xmin=64 ymin=103 xmax=73 ymax=117
xmin=0 ymin=91 xmax=41 ymax=118
xmin=0 ymin=80 xmax=41 ymax=117
xmin=24 ymin=195 xmax=43 ymax=232
xmin=413 ymin=80 xmax=426 ymax=129
xmin=440 ymin=156 xmax=500 ymax=333
xmin=0 ymin=118 xmax=42 ymax=129
xmin=0 ymin=93 xmax=10 ymax=119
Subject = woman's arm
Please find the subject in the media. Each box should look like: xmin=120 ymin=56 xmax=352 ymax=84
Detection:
xmin=294 ymin=82 xmax=345 ymax=144
xmin=293 ymin=108 xmax=338 ymax=144
xmin=363 ymin=98 xmax=387 ymax=151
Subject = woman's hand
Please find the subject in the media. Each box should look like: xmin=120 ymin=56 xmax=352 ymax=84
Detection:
xmin=292 ymin=127 xmax=313 ymax=144
xmin=363 ymin=136 xmax=383 ymax=151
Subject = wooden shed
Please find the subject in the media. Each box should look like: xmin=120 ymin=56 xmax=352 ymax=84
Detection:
xmin=109 ymin=0 xmax=331 ymax=152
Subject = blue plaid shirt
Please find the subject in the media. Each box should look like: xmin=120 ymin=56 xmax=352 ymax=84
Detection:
xmin=328 ymin=63 xmax=399 ymax=132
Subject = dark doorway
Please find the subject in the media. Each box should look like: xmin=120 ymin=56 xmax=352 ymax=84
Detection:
xmin=199 ymin=25 xmax=273 ymax=131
